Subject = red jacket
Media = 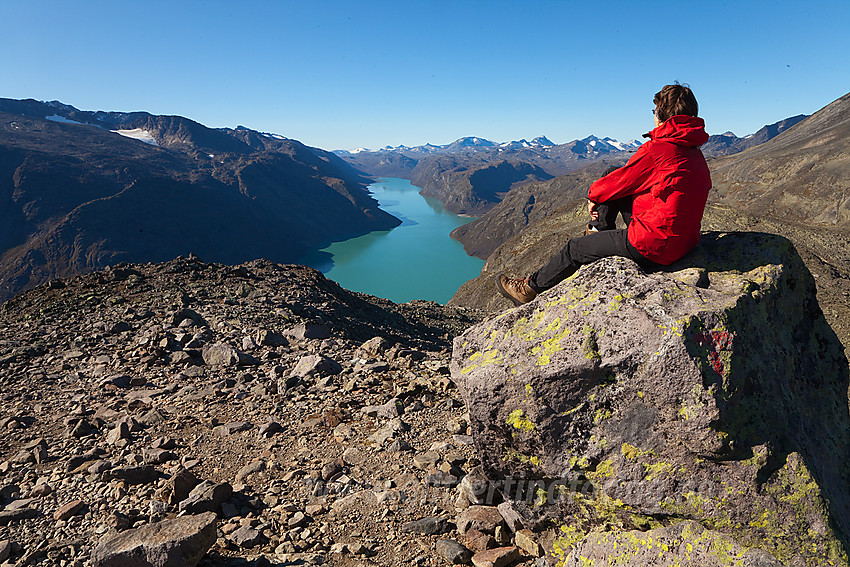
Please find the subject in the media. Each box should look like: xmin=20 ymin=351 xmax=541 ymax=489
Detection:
xmin=588 ymin=115 xmax=712 ymax=265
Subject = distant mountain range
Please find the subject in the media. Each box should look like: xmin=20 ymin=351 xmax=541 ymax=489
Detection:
xmin=337 ymin=134 xmax=641 ymax=159
xmin=0 ymin=98 xmax=400 ymax=302
xmin=336 ymin=135 xmax=643 ymax=215
xmin=336 ymin=117 xmax=808 ymax=217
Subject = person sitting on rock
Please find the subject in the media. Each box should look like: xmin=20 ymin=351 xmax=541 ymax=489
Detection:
xmin=496 ymin=83 xmax=712 ymax=306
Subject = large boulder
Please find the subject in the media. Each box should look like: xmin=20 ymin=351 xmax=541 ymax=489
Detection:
xmin=450 ymin=232 xmax=850 ymax=566
xmin=92 ymin=512 xmax=217 ymax=567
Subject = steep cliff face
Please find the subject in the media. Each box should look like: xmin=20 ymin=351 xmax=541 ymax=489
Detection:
xmin=0 ymin=100 xmax=400 ymax=302
xmin=451 ymin=233 xmax=850 ymax=565
xmin=412 ymin=158 xmax=553 ymax=216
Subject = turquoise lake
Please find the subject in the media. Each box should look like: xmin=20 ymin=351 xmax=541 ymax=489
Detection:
xmin=301 ymin=177 xmax=485 ymax=304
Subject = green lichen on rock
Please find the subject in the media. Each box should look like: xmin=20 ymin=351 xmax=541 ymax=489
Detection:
xmin=506 ymin=408 xmax=535 ymax=432
xmin=451 ymin=233 xmax=850 ymax=566
xmin=562 ymin=521 xmax=771 ymax=566
xmin=460 ymin=348 xmax=503 ymax=374
xmin=581 ymin=325 xmax=602 ymax=361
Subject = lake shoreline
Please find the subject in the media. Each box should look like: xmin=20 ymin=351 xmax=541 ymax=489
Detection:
xmin=302 ymin=178 xmax=485 ymax=305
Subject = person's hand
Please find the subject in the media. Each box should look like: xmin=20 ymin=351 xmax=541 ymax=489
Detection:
xmin=588 ymin=200 xmax=598 ymax=220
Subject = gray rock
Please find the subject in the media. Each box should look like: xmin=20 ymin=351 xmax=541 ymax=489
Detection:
xmin=413 ymin=450 xmax=441 ymax=470
xmin=362 ymin=398 xmax=402 ymax=419
xmin=368 ymin=418 xmax=409 ymax=446
xmin=286 ymin=322 xmax=331 ymax=340
xmin=102 ymin=374 xmax=133 ymax=388
xmin=106 ymin=466 xmax=159 ymax=485
xmin=290 ymin=354 xmax=342 ymax=378
xmin=178 ymin=481 xmax=233 ymax=514
xmin=0 ymin=539 xmax=10 ymax=563
xmin=143 ymin=447 xmax=177 ymax=464
xmin=229 ymin=525 xmax=263 ymax=548
xmin=92 ymin=511 xmax=217 ymax=567
xmin=401 ymin=516 xmax=449 ymax=535
xmin=388 ymin=438 xmax=412 ymax=452
xmin=202 ymin=342 xmax=240 ymax=366
xmin=426 ymin=471 xmax=460 ymax=488
xmin=258 ymin=329 xmax=289 ymax=347
xmin=436 ymin=539 xmax=473 ymax=564
xmin=235 ymin=460 xmax=266 ymax=483
xmin=0 ymin=484 xmax=19 ymax=501
xmin=0 ymin=507 xmax=40 ymax=526
xmin=451 ymin=236 xmax=850 ymax=561
xmin=259 ymin=421 xmax=282 ymax=437
xmin=496 ymin=502 xmax=524 ymax=532
xmin=171 ymin=308 xmax=208 ymax=328
xmin=214 ymin=421 xmax=253 ymax=436
xmin=106 ymin=421 xmax=131 ymax=445
xmin=288 ymin=511 xmax=308 ymax=528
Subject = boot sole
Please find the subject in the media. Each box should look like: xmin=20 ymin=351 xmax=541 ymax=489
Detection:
xmin=495 ymin=274 xmax=524 ymax=307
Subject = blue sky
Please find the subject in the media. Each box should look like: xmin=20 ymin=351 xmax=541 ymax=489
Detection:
xmin=1 ymin=1 xmax=848 ymax=150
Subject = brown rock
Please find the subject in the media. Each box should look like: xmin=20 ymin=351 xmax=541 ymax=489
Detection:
xmin=514 ymin=529 xmax=543 ymax=557
xmin=54 ymin=499 xmax=85 ymax=521
xmin=465 ymin=529 xmax=496 ymax=553
xmin=456 ymin=505 xmax=505 ymax=536
xmin=471 ymin=546 xmax=520 ymax=567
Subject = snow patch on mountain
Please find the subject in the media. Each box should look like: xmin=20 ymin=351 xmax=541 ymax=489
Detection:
xmin=111 ymin=128 xmax=159 ymax=146
xmin=46 ymin=115 xmax=85 ymax=125
xmin=337 ymin=134 xmax=640 ymax=155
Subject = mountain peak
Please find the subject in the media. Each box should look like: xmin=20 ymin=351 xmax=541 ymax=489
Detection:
xmin=531 ymin=135 xmax=555 ymax=146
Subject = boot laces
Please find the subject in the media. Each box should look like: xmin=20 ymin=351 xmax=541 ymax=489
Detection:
xmin=508 ymin=277 xmax=528 ymax=293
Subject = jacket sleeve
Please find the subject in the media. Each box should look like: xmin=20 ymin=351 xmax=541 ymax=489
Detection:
xmin=587 ymin=143 xmax=656 ymax=203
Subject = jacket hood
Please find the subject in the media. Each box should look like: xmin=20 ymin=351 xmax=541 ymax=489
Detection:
xmin=645 ymin=115 xmax=709 ymax=147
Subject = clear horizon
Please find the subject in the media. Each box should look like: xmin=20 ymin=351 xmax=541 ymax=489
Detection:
xmin=2 ymin=1 xmax=848 ymax=151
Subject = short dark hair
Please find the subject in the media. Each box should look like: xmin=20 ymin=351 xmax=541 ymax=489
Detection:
xmin=653 ymin=83 xmax=698 ymax=122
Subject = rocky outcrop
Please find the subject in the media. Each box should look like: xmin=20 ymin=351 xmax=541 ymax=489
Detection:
xmin=450 ymin=232 xmax=850 ymax=565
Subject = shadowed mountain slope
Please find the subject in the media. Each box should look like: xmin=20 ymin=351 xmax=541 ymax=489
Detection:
xmin=0 ymin=99 xmax=400 ymax=302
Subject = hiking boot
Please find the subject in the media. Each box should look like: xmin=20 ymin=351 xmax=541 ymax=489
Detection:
xmin=495 ymin=274 xmax=537 ymax=306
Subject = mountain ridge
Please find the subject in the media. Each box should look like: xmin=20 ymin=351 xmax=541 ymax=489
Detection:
xmin=0 ymin=98 xmax=400 ymax=303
